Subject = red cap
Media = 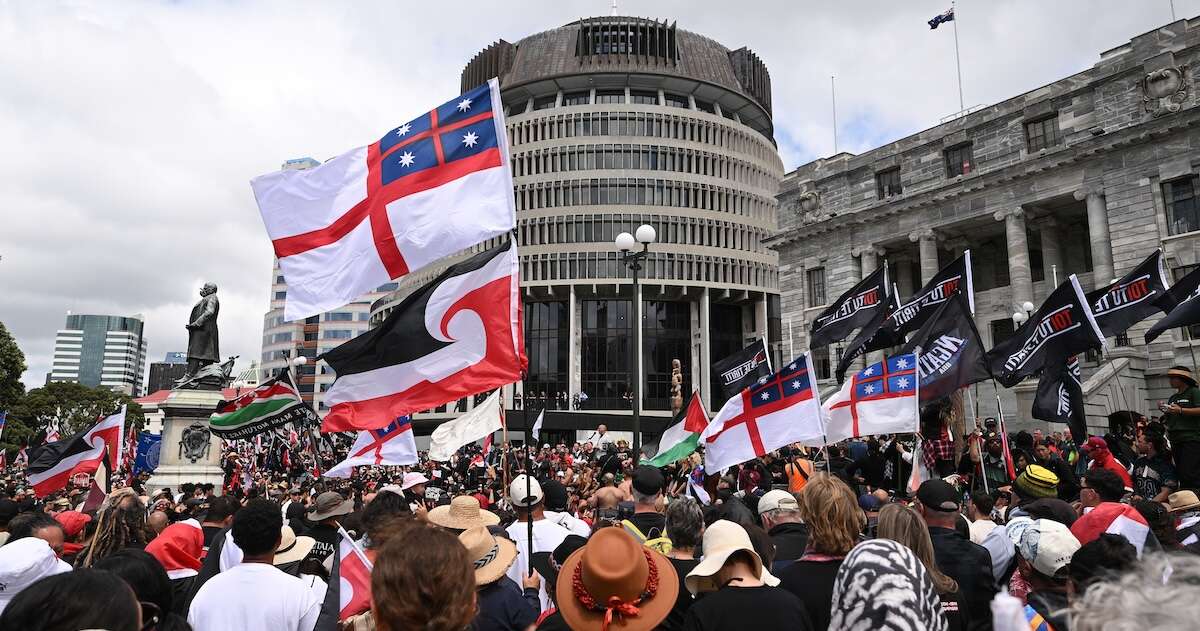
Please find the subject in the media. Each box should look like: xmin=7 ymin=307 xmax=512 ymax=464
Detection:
xmin=53 ymin=511 xmax=92 ymax=538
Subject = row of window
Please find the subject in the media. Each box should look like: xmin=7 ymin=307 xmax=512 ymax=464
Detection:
xmin=520 ymin=251 xmax=777 ymax=288
xmin=517 ymin=213 xmax=768 ymax=253
xmin=512 ymin=142 xmax=775 ymax=190
xmin=507 ymin=110 xmax=776 ymax=164
xmin=515 ymin=177 xmax=774 ymax=220
xmin=527 ymin=89 xmax=712 ymax=112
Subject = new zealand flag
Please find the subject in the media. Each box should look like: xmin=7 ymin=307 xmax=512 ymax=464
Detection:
xmin=987 ymin=275 xmax=1105 ymax=387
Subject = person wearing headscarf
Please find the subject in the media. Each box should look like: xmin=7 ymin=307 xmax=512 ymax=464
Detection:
xmin=829 ymin=539 xmax=946 ymax=631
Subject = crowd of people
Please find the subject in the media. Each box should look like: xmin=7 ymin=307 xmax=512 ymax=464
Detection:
xmin=2 ymin=369 xmax=1200 ymax=630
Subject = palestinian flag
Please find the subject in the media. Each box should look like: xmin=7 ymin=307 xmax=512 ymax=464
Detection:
xmin=641 ymin=391 xmax=709 ymax=467
xmin=209 ymin=370 xmax=318 ymax=439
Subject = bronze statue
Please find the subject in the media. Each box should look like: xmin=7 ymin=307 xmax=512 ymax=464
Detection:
xmin=185 ymin=283 xmax=220 ymax=378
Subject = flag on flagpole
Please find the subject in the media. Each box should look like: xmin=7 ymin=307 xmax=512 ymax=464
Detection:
xmin=688 ymin=465 xmax=711 ymax=504
xmin=900 ymin=292 xmax=992 ymax=403
xmin=702 ymin=354 xmax=826 ymax=473
xmin=711 ymin=339 xmax=774 ymax=404
xmin=641 ymin=391 xmax=709 ymax=467
xmin=210 ymin=369 xmax=317 ymax=439
xmin=928 ymin=7 xmax=955 ymax=29
xmin=1032 ymin=356 xmax=1088 ymax=442
xmin=531 ymin=410 xmax=544 ymax=441
xmin=133 ymin=432 xmax=162 ymax=474
xmin=1087 ymin=249 xmax=1173 ymax=337
xmin=13 ymin=446 xmax=27 ymax=469
xmin=1071 ymin=502 xmax=1151 ymax=557
xmin=0 ymin=411 xmax=6 ymax=442
xmin=26 ymin=406 xmax=125 ymax=497
xmin=336 ymin=526 xmax=374 ymax=620
xmin=320 ymin=241 xmax=526 ymax=432
xmin=823 ymin=354 xmax=921 ymax=444
xmin=1145 ymin=266 xmax=1200 ymax=343
xmin=428 ymin=390 xmax=504 ymax=461
xmin=809 ymin=266 xmax=890 ymax=348
xmin=987 ymin=275 xmax=1105 ymax=387
xmin=324 ymin=417 xmax=417 ymax=478
xmin=907 ymin=434 xmax=923 ymax=494
xmin=251 ymin=79 xmax=516 ymax=321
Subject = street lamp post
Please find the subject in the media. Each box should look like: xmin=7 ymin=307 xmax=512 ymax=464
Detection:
xmin=616 ymin=224 xmax=656 ymax=458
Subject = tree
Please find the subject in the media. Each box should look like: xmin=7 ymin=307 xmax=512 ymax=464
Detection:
xmin=0 ymin=320 xmax=26 ymax=417
xmin=5 ymin=382 xmax=144 ymax=453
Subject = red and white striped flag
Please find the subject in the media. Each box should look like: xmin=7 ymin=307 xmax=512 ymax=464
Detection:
xmin=337 ymin=526 xmax=373 ymax=620
xmin=1071 ymin=502 xmax=1151 ymax=557
xmin=26 ymin=407 xmax=124 ymax=497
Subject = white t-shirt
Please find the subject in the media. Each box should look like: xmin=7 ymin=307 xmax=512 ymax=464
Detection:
xmin=188 ymin=562 xmax=321 ymax=631
xmin=506 ymin=518 xmax=571 ymax=612
xmin=968 ymin=518 xmax=997 ymax=545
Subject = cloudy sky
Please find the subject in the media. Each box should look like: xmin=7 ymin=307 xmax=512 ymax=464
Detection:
xmin=1 ymin=0 xmax=1195 ymax=390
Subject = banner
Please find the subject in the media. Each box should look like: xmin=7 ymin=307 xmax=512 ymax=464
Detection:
xmin=711 ymin=339 xmax=773 ymax=403
xmin=133 ymin=432 xmax=162 ymax=474
xmin=809 ymin=266 xmax=890 ymax=348
xmin=836 ymin=286 xmax=902 ymax=380
xmin=900 ymin=293 xmax=992 ymax=403
xmin=1145 ymin=266 xmax=1200 ymax=343
xmin=1087 ymin=249 xmax=1172 ymax=338
xmin=209 ymin=370 xmax=318 ymax=439
xmin=987 ymin=275 xmax=1104 ymax=387
xmin=883 ymin=251 xmax=975 ymax=341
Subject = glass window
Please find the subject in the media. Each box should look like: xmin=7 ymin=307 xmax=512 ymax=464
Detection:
xmin=875 ymin=167 xmax=902 ymax=199
xmin=630 ymin=90 xmax=657 ymax=105
xmin=595 ymin=89 xmax=624 ymax=104
xmin=275 ymin=275 xmax=285 ymax=284
xmin=274 ymin=291 xmax=287 ymax=300
xmin=524 ymin=301 xmax=569 ymax=409
xmin=945 ymin=143 xmax=974 ymax=178
xmin=990 ymin=318 xmax=1015 ymax=347
xmin=533 ymin=95 xmax=556 ymax=110
xmin=642 ymin=301 xmax=691 ymax=411
xmin=663 ymin=93 xmax=688 ymax=108
xmin=322 ymin=330 xmax=354 ymax=339
xmin=562 ymin=92 xmax=589 ymax=106
xmin=807 ymin=267 xmax=827 ymax=306
xmin=325 ymin=312 xmax=354 ymax=321
xmin=1165 ymin=175 xmax=1200 ymax=236
xmin=694 ymin=100 xmax=715 ymax=114
xmin=1024 ymin=115 xmax=1060 ymax=152
xmin=709 ymin=304 xmax=743 ymax=407
xmin=581 ymin=300 xmax=632 ymax=410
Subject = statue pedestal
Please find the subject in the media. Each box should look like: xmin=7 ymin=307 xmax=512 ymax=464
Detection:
xmin=148 ymin=389 xmax=226 ymax=495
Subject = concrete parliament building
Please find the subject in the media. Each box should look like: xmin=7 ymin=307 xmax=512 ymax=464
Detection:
xmin=370 ymin=16 xmax=784 ymax=441
xmin=772 ymin=18 xmax=1200 ymax=432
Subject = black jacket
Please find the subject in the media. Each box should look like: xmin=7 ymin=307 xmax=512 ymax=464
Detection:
xmin=1039 ymin=455 xmax=1080 ymax=501
xmin=929 ymin=526 xmax=997 ymax=631
xmin=767 ymin=522 xmax=810 ymax=565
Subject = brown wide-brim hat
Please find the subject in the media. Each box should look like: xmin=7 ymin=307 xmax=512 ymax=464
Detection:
xmin=428 ymin=495 xmax=500 ymax=531
xmin=459 ymin=526 xmax=518 ymax=586
xmin=1168 ymin=490 xmax=1200 ymax=513
xmin=556 ymin=528 xmax=678 ymax=631
xmin=1168 ymin=367 xmax=1198 ymax=386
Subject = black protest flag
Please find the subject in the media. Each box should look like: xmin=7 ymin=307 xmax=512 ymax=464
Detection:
xmin=1032 ymin=355 xmax=1089 ymax=442
xmin=809 ymin=266 xmax=889 ymax=348
xmin=900 ymin=293 xmax=992 ymax=404
xmin=1087 ymin=249 xmax=1173 ymax=338
xmin=836 ymin=288 xmax=903 ymax=380
xmin=987 ymin=275 xmax=1105 ymax=387
xmin=711 ymin=339 xmax=773 ymax=402
xmin=1145 ymin=266 xmax=1200 ymax=343
xmin=882 ymin=251 xmax=975 ymax=341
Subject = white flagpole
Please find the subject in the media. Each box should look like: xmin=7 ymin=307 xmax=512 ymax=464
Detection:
xmin=830 ymin=75 xmax=838 ymax=154
xmin=951 ymin=2 xmax=965 ymax=112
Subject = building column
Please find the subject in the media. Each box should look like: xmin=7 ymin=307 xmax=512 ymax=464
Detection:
xmin=995 ymin=208 xmax=1033 ymax=311
xmin=699 ymin=289 xmax=711 ymax=411
xmin=895 ymin=258 xmax=915 ymax=298
xmin=1075 ymin=186 xmax=1114 ymax=287
xmin=854 ymin=245 xmax=883 ymax=280
xmin=568 ymin=285 xmax=580 ymax=401
xmin=1038 ymin=216 xmax=1064 ymax=286
xmin=910 ymin=229 xmax=940 ymax=285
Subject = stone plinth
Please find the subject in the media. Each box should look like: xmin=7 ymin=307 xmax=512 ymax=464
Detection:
xmin=148 ymin=389 xmax=225 ymax=494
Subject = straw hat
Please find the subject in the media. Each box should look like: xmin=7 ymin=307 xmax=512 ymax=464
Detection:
xmin=428 ymin=495 xmax=500 ymax=531
xmin=556 ymin=528 xmax=678 ymax=631
xmin=274 ymin=526 xmax=316 ymax=566
xmin=1168 ymin=366 xmax=1198 ymax=386
xmin=458 ymin=526 xmax=518 ymax=586
xmin=685 ymin=520 xmax=779 ymax=595
xmin=1168 ymin=490 xmax=1200 ymax=513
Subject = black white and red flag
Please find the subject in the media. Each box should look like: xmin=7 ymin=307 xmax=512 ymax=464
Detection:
xmin=899 ymin=292 xmax=992 ymax=403
xmin=882 ymin=251 xmax=975 ymax=340
xmin=26 ymin=406 xmax=125 ymax=497
xmin=836 ymin=287 xmax=902 ymax=380
xmin=1032 ymin=355 xmax=1088 ymax=442
xmin=1145 ymin=266 xmax=1200 ymax=343
xmin=987 ymin=275 xmax=1105 ymax=387
xmin=1086 ymin=249 xmax=1173 ymax=338
xmin=711 ymin=338 xmax=773 ymax=403
xmin=320 ymin=240 xmax=526 ymax=432
xmin=809 ymin=266 xmax=889 ymax=348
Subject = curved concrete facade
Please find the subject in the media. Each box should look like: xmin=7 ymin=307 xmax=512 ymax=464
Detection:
xmin=373 ymin=17 xmax=784 ymax=440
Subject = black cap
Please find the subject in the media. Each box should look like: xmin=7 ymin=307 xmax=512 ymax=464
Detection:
xmin=632 ymin=465 xmax=664 ymax=497
xmin=916 ymin=480 xmax=960 ymax=512
xmin=531 ymin=534 xmax=588 ymax=583
xmin=541 ymin=479 xmax=569 ymax=512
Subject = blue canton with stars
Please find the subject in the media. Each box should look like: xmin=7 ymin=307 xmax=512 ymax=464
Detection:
xmin=748 ymin=355 xmax=814 ymax=409
xmin=853 ymin=354 xmax=917 ymax=400
xmin=370 ymin=415 xmax=411 ymax=440
xmin=377 ymin=82 xmax=499 ymax=187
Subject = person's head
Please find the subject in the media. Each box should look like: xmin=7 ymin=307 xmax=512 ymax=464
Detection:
xmin=147 ymin=510 xmax=170 ymax=536
xmin=232 ymin=499 xmax=283 ymax=559
xmin=199 ymin=282 xmax=217 ymax=297
xmin=93 ymin=549 xmax=175 ymax=630
xmin=685 ymin=520 xmax=775 ymax=593
xmin=370 ymin=520 xmax=475 ymax=631
xmin=631 ymin=466 xmax=664 ymax=507
xmin=361 ymin=488 xmax=413 ymax=536
xmin=8 ymin=511 xmax=66 ymax=556
xmin=1081 ymin=468 xmax=1124 ymax=507
xmin=796 ymin=473 xmax=863 ymax=556
xmin=0 ymin=568 xmax=142 ymax=631
xmin=204 ymin=496 xmax=238 ymax=527
xmin=1024 ymin=498 xmax=1078 ymax=528
xmin=757 ymin=489 xmax=803 ymax=530
xmin=1015 ymin=519 xmax=1081 ymax=591
xmin=1167 ymin=365 xmax=1197 ymax=391
xmin=79 ymin=487 xmax=147 ymax=567
xmin=1133 ymin=500 xmax=1178 ymax=548
xmin=829 ymin=539 xmax=946 ymax=631
xmin=1068 ymin=534 xmax=1137 ymax=599
xmin=665 ymin=497 xmax=704 ymax=551
xmin=597 ymin=424 xmax=607 ymax=435
xmin=1013 ymin=464 xmax=1060 ymax=505
xmin=969 ymin=491 xmax=995 ymax=521
xmin=876 ymin=503 xmax=958 ymax=596
xmin=914 ymin=480 xmax=960 ymax=529
xmin=1034 ymin=441 xmax=1052 ymax=463
xmin=1071 ymin=553 xmax=1200 ymax=630
xmin=985 ymin=435 xmax=1002 ymax=456
xmin=509 ymin=474 xmax=544 ymax=518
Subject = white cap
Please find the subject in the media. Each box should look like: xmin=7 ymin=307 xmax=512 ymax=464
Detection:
xmin=509 ymin=474 xmax=543 ymax=507
xmin=757 ymin=489 xmax=799 ymax=515
xmin=0 ymin=538 xmax=72 ymax=613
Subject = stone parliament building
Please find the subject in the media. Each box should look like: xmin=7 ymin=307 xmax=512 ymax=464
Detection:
xmin=771 ymin=18 xmax=1200 ymax=432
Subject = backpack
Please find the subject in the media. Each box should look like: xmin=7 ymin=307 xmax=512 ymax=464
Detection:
xmin=621 ymin=519 xmax=673 ymax=555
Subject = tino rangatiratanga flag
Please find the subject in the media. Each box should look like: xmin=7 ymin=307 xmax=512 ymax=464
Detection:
xmin=251 ymin=79 xmax=516 ymax=321
xmin=1145 ymin=266 xmax=1200 ymax=343
xmin=987 ymin=275 xmax=1105 ymax=387
xmin=27 ymin=406 xmax=125 ymax=497
xmin=711 ymin=338 xmax=773 ymax=403
xmin=1087 ymin=249 xmax=1173 ymax=338
xmin=837 ymin=286 xmax=901 ymax=380
xmin=900 ymin=293 xmax=992 ymax=404
xmin=209 ymin=369 xmax=318 ymax=439
xmin=809 ymin=266 xmax=889 ymax=348
xmin=320 ymin=240 xmax=526 ymax=432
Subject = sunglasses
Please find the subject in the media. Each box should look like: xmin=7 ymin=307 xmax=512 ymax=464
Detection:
xmin=139 ymin=601 xmax=162 ymax=631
